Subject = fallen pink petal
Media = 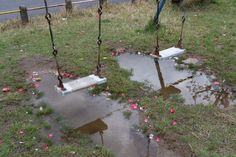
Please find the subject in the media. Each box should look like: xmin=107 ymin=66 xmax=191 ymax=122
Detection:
xmin=144 ymin=118 xmax=149 ymax=123
xmin=111 ymin=52 xmax=116 ymax=56
xmin=128 ymin=99 xmax=133 ymax=103
xmin=155 ymin=137 xmax=160 ymax=143
xmin=33 ymin=83 xmax=40 ymax=88
xmin=48 ymin=133 xmax=54 ymax=139
xmin=42 ymin=144 xmax=49 ymax=150
xmin=170 ymin=107 xmax=176 ymax=113
xmin=2 ymin=87 xmax=10 ymax=92
xmin=213 ymin=81 xmax=220 ymax=85
xmin=172 ymin=120 xmax=177 ymax=126
xmin=17 ymin=88 xmax=25 ymax=93
xmin=130 ymin=103 xmax=138 ymax=110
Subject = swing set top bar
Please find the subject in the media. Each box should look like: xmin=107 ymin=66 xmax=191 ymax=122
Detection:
xmin=0 ymin=0 xmax=96 ymax=16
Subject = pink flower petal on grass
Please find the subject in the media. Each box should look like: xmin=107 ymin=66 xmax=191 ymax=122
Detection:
xmin=169 ymin=107 xmax=176 ymax=113
xmin=42 ymin=144 xmax=49 ymax=151
xmin=144 ymin=118 xmax=149 ymax=123
xmin=17 ymin=88 xmax=25 ymax=93
xmin=2 ymin=87 xmax=10 ymax=92
xmin=172 ymin=120 xmax=177 ymax=126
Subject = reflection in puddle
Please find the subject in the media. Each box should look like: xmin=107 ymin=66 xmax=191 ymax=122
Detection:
xmin=74 ymin=119 xmax=108 ymax=145
xmin=154 ymin=58 xmax=181 ymax=99
xmin=30 ymin=73 xmax=179 ymax=157
xmin=75 ymin=119 xmax=108 ymax=135
xmin=117 ymin=53 xmax=236 ymax=107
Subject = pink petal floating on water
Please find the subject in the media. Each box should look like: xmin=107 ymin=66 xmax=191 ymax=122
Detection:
xmin=170 ymin=107 xmax=175 ymax=113
xmin=155 ymin=136 xmax=160 ymax=143
xmin=48 ymin=133 xmax=54 ymax=139
xmin=130 ymin=103 xmax=138 ymax=110
xmin=172 ymin=120 xmax=177 ymax=126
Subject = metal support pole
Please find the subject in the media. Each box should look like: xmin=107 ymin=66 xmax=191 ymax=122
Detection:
xmin=65 ymin=0 xmax=73 ymax=13
xmin=19 ymin=6 xmax=29 ymax=25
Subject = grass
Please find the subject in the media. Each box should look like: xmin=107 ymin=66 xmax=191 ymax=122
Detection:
xmin=0 ymin=0 xmax=236 ymax=156
xmin=36 ymin=102 xmax=54 ymax=117
xmin=141 ymin=96 xmax=236 ymax=157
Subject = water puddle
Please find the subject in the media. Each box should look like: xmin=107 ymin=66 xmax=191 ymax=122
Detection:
xmin=26 ymin=71 xmax=179 ymax=157
xmin=117 ymin=53 xmax=236 ymax=107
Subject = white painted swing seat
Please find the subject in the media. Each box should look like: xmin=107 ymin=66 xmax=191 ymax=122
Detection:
xmin=150 ymin=47 xmax=185 ymax=59
xmin=56 ymin=74 xmax=107 ymax=95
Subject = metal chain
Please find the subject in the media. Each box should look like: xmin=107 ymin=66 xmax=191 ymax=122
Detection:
xmin=176 ymin=15 xmax=186 ymax=49
xmin=154 ymin=0 xmax=160 ymax=56
xmin=96 ymin=0 xmax=103 ymax=77
xmin=44 ymin=0 xmax=65 ymax=90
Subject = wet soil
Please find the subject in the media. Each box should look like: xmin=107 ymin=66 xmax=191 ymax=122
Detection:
xmin=117 ymin=53 xmax=236 ymax=107
xmin=20 ymin=56 xmax=182 ymax=157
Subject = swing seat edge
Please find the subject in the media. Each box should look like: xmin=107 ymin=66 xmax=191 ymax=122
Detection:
xmin=55 ymin=74 xmax=107 ymax=96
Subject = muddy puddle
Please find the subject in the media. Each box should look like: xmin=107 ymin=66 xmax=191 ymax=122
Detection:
xmin=24 ymin=67 xmax=179 ymax=157
xmin=117 ymin=53 xmax=236 ymax=107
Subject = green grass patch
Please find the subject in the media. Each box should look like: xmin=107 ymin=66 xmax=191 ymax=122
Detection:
xmin=141 ymin=96 xmax=236 ymax=157
xmin=36 ymin=102 xmax=54 ymax=117
xmin=0 ymin=0 xmax=236 ymax=156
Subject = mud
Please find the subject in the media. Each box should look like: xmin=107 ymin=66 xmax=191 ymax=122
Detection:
xmin=117 ymin=53 xmax=236 ymax=107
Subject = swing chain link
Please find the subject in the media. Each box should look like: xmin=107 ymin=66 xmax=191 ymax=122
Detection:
xmin=176 ymin=15 xmax=186 ymax=49
xmin=44 ymin=0 xmax=65 ymax=90
xmin=96 ymin=0 xmax=103 ymax=77
xmin=154 ymin=0 xmax=160 ymax=57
